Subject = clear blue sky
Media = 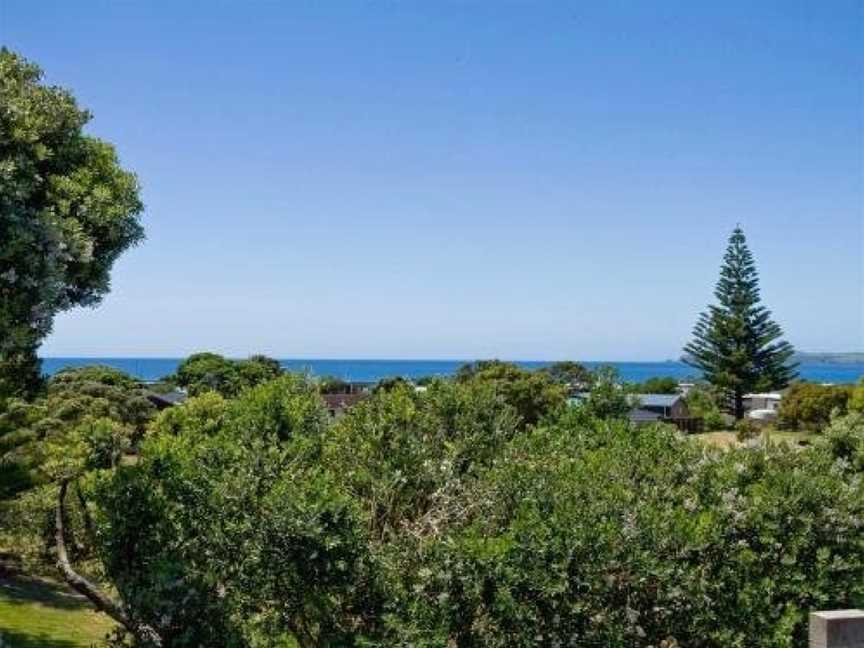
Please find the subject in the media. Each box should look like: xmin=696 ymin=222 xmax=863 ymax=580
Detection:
xmin=3 ymin=1 xmax=862 ymax=360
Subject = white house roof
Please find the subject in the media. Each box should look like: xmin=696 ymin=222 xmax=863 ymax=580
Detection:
xmin=743 ymin=392 xmax=783 ymax=400
xmin=637 ymin=394 xmax=682 ymax=408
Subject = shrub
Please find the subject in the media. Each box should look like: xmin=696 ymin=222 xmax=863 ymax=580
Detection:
xmin=32 ymin=374 xmax=864 ymax=647
xmin=323 ymin=379 xmax=520 ymax=541
xmin=0 ymin=366 xmax=154 ymax=501
xmin=849 ymin=378 xmax=864 ymax=414
xmin=399 ymin=419 xmax=864 ymax=646
xmin=778 ymin=382 xmax=852 ymax=431
xmin=824 ymin=412 xmax=864 ymax=472
xmin=172 ymin=352 xmax=282 ymax=398
xmin=735 ymin=417 xmax=760 ymax=442
xmin=455 ymin=360 xmax=566 ymax=427
xmin=580 ymin=366 xmax=633 ymax=420
xmin=92 ymin=374 xmax=379 ymax=646
xmin=684 ymin=383 xmax=726 ymax=431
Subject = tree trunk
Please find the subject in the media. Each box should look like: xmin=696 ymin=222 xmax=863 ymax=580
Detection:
xmin=734 ymin=390 xmax=744 ymax=420
xmin=55 ymin=480 xmax=164 ymax=647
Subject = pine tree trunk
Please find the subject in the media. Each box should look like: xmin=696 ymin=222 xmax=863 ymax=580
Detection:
xmin=734 ymin=391 xmax=744 ymax=420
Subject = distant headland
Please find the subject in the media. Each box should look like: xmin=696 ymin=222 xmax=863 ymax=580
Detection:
xmin=794 ymin=352 xmax=864 ymax=364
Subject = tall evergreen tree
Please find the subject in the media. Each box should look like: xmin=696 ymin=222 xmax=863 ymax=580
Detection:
xmin=684 ymin=227 xmax=797 ymax=418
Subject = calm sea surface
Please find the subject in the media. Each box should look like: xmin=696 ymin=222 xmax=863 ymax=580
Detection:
xmin=41 ymin=358 xmax=864 ymax=385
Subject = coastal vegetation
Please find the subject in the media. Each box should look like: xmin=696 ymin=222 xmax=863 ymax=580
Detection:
xmin=0 ymin=49 xmax=144 ymax=400
xmin=169 ymin=352 xmax=283 ymax=398
xmin=777 ymin=382 xmax=855 ymax=432
xmin=3 ymin=367 xmax=863 ymax=646
xmin=626 ymin=376 xmax=680 ymax=395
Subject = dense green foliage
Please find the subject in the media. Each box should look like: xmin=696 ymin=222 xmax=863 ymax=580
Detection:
xmin=92 ymin=376 xmax=367 ymax=646
xmin=92 ymin=380 xmax=864 ymax=646
xmin=777 ymin=382 xmax=853 ymax=431
xmin=372 ymin=376 xmax=413 ymax=393
xmin=171 ymin=352 xmax=282 ymax=397
xmin=684 ymin=383 xmax=727 ymax=431
xmin=0 ymin=366 xmax=153 ymax=500
xmin=455 ymin=360 xmax=566 ymax=426
xmin=539 ymin=361 xmax=593 ymax=389
xmin=406 ymin=415 xmax=864 ymax=646
xmin=825 ymin=412 xmax=864 ymax=472
xmin=317 ymin=375 xmax=351 ymax=394
xmin=0 ymin=49 xmax=144 ymax=397
xmin=849 ymin=378 xmax=864 ymax=414
xmin=0 ymin=366 xmax=155 ymax=582
xmin=577 ymin=366 xmax=634 ymax=420
xmin=684 ymin=228 xmax=797 ymax=418
xmin=4 ymin=366 xmax=864 ymax=646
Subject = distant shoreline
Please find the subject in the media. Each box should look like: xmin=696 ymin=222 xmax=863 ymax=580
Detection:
xmin=39 ymin=352 xmax=864 ymax=363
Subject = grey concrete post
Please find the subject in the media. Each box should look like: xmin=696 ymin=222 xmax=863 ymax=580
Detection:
xmin=810 ymin=610 xmax=864 ymax=648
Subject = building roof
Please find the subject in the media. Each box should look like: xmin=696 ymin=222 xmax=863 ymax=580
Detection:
xmin=321 ymin=393 xmax=368 ymax=410
xmin=146 ymin=390 xmax=188 ymax=407
xmin=743 ymin=392 xmax=783 ymax=400
xmin=629 ymin=408 xmax=663 ymax=422
xmin=637 ymin=394 xmax=682 ymax=408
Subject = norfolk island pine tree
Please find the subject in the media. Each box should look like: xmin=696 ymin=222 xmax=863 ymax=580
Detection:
xmin=684 ymin=227 xmax=797 ymax=419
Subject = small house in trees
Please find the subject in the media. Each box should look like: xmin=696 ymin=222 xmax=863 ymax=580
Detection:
xmin=321 ymin=392 xmax=368 ymax=418
xmin=629 ymin=394 xmax=701 ymax=432
xmin=635 ymin=394 xmax=690 ymax=419
xmin=145 ymin=389 xmax=188 ymax=410
xmin=743 ymin=392 xmax=782 ymax=412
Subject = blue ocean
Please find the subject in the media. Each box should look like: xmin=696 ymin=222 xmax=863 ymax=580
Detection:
xmin=40 ymin=358 xmax=864 ymax=385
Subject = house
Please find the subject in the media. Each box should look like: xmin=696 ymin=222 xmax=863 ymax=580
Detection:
xmin=743 ymin=392 xmax=782 ymax=412
xmin=631 ymin=394 xmax=703 ymax=432
xmin=629 ymin=408 xmax=663 ymax=424
xmin=321 ymin=392 xmax=368 ymax=418
xmin=145 ymin=389 xmax=188 ymax=410
xmin=635 ymin=393 xmax=690 ymax=419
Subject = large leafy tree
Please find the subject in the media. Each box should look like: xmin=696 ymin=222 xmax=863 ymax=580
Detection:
xmin=684 ymin=227 xmax=797 ymax=418
xmin=539 ymin=360 xmax=594 ymax=390
xmin=0 ymin=365 xmax=154 ymax=501
xmin=171 ymin=352 xmax=283 ymax=398
xmin=455 ymin=360 xmax=566 ymax=426
xmin=0 ymin=49 xmax=144 ymax=397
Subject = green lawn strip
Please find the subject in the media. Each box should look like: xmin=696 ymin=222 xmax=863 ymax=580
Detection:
xmin=690 ymin=429 xmax=820 ymax=449
xmin=0 ymin=573 xmax=115 ymax=647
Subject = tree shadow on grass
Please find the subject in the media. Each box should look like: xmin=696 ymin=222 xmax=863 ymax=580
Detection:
xmin=0 ymin=628 xmax=87 ymax=648
xmin=0 ymin=575 xmax=89 ymax=611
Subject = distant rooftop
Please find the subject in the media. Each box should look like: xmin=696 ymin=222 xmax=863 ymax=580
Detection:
xmin=636 ymin=394 xmax=682 ymax=408
xmin=630 ymin=408 xmax=663 ymax=422
xmin=146 ymin=390 xmax=188 ymax=407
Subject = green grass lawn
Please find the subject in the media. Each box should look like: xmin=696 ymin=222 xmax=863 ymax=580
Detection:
xmin=0 ymin=573 xmax=115 ymax=647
